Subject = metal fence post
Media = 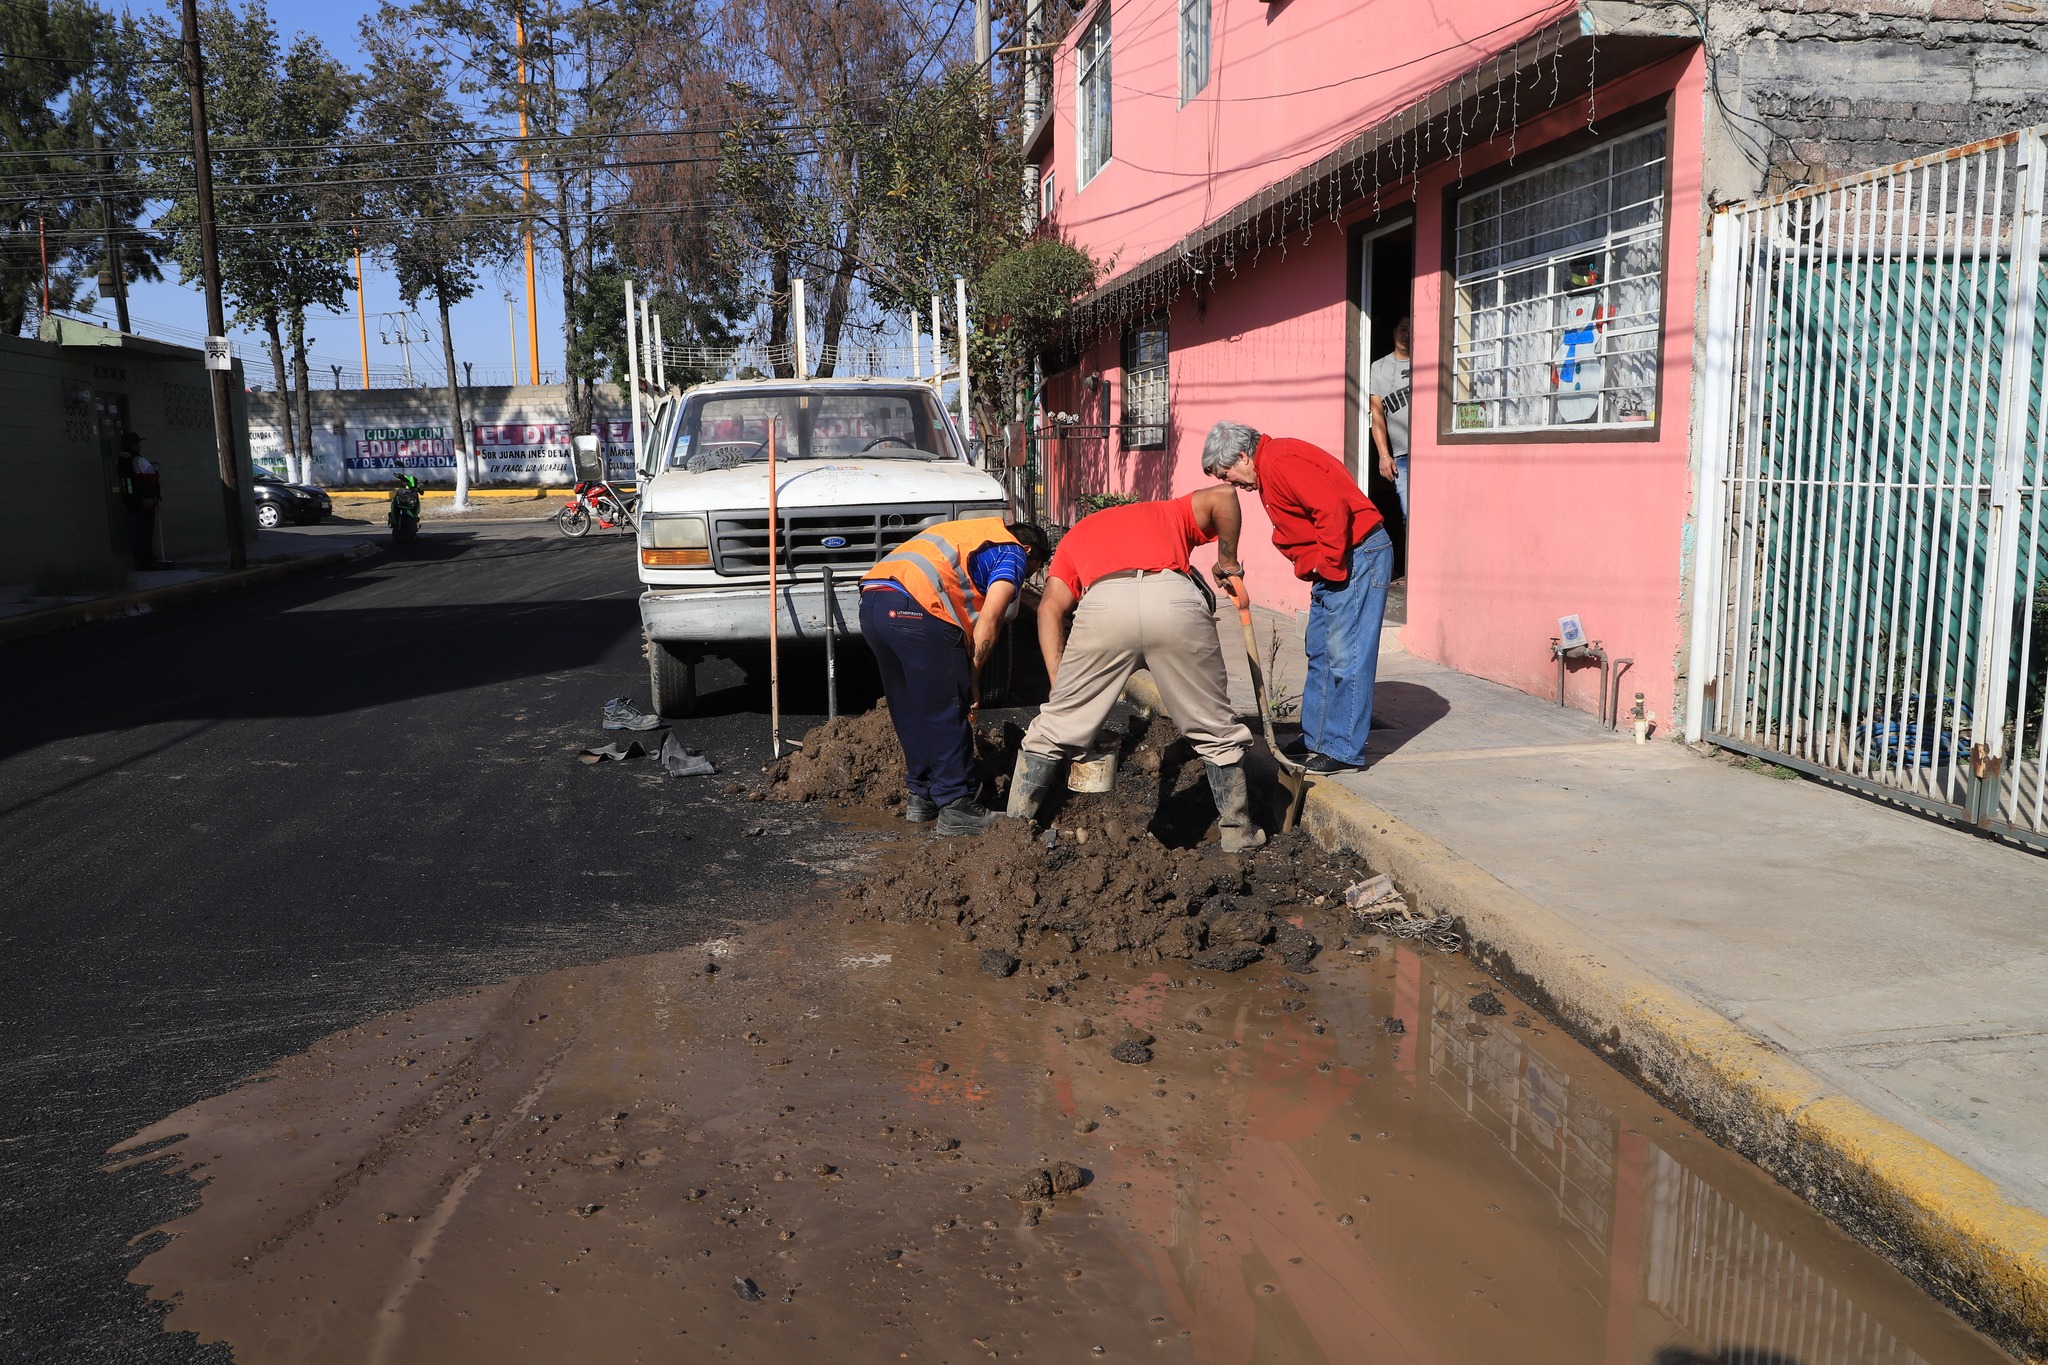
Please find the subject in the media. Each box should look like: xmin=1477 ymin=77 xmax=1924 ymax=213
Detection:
xmin=1686 ymin=211 xmax=1747 ymax=743
xmin=1969 ymin=129 xmax=2045 ymax=824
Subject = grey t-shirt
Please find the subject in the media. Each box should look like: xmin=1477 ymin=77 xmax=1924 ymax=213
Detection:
xmin=1369 ymin=353 xmax=1411 ymax=458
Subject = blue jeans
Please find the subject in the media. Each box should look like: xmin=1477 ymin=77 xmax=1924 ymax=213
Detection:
xmin=1393 ymin=456 xmax=1409 ymax=521
xmin=1301 ymin=529 xmax=1393 ymax=767
xmin=860 ymin=588 xmax=979 ymax=808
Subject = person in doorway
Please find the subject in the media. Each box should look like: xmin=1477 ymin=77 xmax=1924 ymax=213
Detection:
xmin=1369 ymin=316 xmax=1412 ymax=525
xmin=1006 ymin=487 xmax=1264 ymax=851
xmin=116 ymin=432 xmax=163 ymax=569
xmin=860 ymin=517 xmax=1051 ymax=836
xmin=1203 ymin=421 xmax=1391 ymax=774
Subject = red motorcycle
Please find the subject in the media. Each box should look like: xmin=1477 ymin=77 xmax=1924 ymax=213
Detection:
xmin=556 ymin=478 xmax=638 ymax=537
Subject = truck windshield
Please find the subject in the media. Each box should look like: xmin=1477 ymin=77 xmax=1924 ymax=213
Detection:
xmin=665 ymin=388 xmax=962 ymax=472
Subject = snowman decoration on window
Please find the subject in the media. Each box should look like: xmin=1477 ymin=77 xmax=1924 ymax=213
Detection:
xmin=1551 ymin=256 xmax=1607 ymax=424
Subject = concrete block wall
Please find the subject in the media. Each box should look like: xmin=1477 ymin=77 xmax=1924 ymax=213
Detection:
xmin=1705 ymin=0 xmax=2048 ymax=198
xmin=0 ymin=331 xmax=255 ymax=586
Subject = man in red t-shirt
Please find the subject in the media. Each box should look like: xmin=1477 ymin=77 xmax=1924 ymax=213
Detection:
xmin=1007 ymin=485 xmax=1265 ymax=850
xmin=1202 ymin=421 xmax=1392 ymax=773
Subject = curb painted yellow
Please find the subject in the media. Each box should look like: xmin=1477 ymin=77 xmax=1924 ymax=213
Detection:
xmin=1122 ymin=668 xmax=2048 ymax=1359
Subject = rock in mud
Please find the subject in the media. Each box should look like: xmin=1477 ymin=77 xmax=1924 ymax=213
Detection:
xmin=1011 ymin=1169 xmax=1054 ymax=1201
xmin=1191 ymin=943 xmax=1263 ymax=973
xmin=1049 ymin=1161 xmax=1086 ymax=1194
xmin=1109 ymin=1039 xmax=1152 ymax=1065
xmin=1204 ymin=905 xmax=1276 ymax=944
xmin=1383 ymin=1016 xmax=1408 ymax=1035
xmin=1469 ymin=990 xmax=1507 ymax=1017
xmin=1272 ymin=924 xmax=1320 ymax=972
xmin=1072 ymin=1018 xmax=1096 ymax=1039
xmin=733 ymin=1277 xmax=764 ymax=1302
xmin=979 ymin=949 xmax=1021 ymax=979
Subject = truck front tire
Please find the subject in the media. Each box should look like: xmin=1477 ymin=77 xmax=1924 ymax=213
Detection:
xmin=647 ymin=635 xmax=698 ymax=718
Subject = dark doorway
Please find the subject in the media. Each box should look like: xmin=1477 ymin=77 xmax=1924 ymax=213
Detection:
xmin=1359 ymin=225 xmax=1413 ymax=578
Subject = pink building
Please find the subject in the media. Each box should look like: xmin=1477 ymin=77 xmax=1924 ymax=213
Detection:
xmin=1025 ymin=0 xmax=1708 ymax=720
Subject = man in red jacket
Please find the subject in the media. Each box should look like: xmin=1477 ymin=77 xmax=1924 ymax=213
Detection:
xmin=1202 ymin=421 xmax=1392 ymax=773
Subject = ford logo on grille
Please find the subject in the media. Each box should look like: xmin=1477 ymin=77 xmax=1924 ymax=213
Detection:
xmin=821 ymin=536 xmax=848 ymax=549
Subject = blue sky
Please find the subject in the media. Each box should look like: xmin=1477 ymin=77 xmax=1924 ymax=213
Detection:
xmin=83 ymin=0 xmax=570 ymax=390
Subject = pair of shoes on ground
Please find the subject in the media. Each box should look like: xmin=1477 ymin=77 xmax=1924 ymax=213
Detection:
xmin=1278 ymin=736 xmax=1360 ymax=774
xmin=904 ymin=792 xmax=996 ymax=835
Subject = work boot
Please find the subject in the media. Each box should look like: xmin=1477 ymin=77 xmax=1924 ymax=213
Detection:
xmin=1005 ymin=750 xmax=1061 ymax=821
xmin=905 ymin=792 xmax=938 ymax=823
xmin=1204 ymin=761 xmax=1268 ymax=853
xmin=936 ymin=797 xmax=998 ymax=837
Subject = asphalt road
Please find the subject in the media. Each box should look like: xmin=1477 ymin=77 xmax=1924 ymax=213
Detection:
xmin=0 ymin=524 xmax=869 ymax=1361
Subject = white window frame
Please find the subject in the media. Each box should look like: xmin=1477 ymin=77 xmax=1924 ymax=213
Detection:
xmin=1178 ymin=0 xmax=1209 ymax=105
xmin=1075 ymin=5 xmax=1112 ymax=187
xmin=1041 ymin=170 xmax=1056 ymax=221
xmin=1447 ymin=121 xmax=1669 ymax=437
xmin=1121 ymin=316 xmax=1168 ymax=450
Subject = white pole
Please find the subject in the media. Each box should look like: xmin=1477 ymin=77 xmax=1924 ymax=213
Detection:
xmin=793 ymin=278 xmax=809 ymax=379
xmin=650 ymin=308 xmax=665 ymax=390
xmin=625 ymin=277 xmax=643 ymax=480
xmin=954 ymin=273 xmax=972 ymax=447
xmin=930 ymin=292 xmax=943 ymax=387
xmin=909 ymin=310 xmax=922 ymax=379
xmin=1685 ymin=214 xmax=1746 ymax=743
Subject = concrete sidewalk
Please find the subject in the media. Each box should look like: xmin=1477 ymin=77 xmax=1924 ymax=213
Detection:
xmin=1172 ymin=600 xmax=2048 ymax=1354
xmin=0 ymin=528 xmax=378 ymax=641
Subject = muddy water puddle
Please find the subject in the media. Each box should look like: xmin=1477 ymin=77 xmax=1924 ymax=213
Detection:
xmin=115 ymin=914 xmax=2013 ymax=1364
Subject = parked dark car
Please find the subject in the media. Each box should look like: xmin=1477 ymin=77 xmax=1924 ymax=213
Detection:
xmin=251 ymin=471 xmax=332 ymax=528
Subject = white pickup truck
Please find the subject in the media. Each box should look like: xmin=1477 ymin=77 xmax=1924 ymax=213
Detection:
xmin=635 ymin=377 xmax=1009 ymax=716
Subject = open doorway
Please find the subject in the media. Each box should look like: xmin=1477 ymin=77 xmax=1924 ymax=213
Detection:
xmin=1357 ymin=222 xmax=1413 ymax=577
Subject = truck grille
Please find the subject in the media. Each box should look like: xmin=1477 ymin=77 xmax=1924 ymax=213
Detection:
xmin=710 ymin=503 xmax=955 ymax=576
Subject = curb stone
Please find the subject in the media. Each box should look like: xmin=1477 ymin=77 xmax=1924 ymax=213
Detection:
xmin=1122 ymin=669 xmax=2048 ymax=1361
xmin=0 ymin=543 xmax=379 ymax=645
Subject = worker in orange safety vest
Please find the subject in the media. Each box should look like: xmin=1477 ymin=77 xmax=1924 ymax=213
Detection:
xmin=860 ymin=517 xmax=1051 ymax=836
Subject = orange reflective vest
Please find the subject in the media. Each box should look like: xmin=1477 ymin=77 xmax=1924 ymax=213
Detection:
xmin=862 ymin=518 xmax=1019 ymax=633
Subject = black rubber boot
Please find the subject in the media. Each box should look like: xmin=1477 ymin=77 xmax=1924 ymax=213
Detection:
xmin=1004 ymin=751 xmax=1061 ymax=821
xmin=905 ymin=792 xmax=938 ymax=823
xmin=937 ymin=797 xmax=998 ymax=837
xmin=1204 ymin=761 xmax=1268 ymax=852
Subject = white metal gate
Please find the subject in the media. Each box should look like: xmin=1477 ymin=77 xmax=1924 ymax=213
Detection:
xmin=1686 ymin=131 xmax=2048 ymax=850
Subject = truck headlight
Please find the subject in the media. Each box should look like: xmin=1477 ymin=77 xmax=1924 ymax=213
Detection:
xmin=641 ymin=515 xmax=710 ymax=567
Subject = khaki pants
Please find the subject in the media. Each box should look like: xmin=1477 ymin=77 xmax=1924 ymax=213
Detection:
xmin=1023 ymin=571 xmax=1251 ymax=766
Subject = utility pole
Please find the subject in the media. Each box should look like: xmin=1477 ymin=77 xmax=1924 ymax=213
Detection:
xmin=180 ymin=0 xmax=246 ymax=570
xmin=504 ymin=291 xmax=519 ymax=381
xmin=975 ymin=0 xmax=991 ymax=80
xmin=352 ymin=228 xmax=370 ymax=389
xmin=379 ymin=312 xmax=419 ymax=388
xmin=514 ymin=8 xmax=540 ymax=385
xmin=94 ymin=131 xmax=131 ymax=333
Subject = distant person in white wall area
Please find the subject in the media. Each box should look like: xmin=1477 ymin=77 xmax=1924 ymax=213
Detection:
xmin=1369 ymin=316 xmax=1412 ymax=532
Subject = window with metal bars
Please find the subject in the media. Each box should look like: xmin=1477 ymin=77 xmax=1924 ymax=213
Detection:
xmin=1075 ymin=6 xmax=1112 ymax=186
xmin=1121 ymin=317 xmax=1168 ymax=450
xmin=1179 ymin=0 xmax=1209 ymax=105
xmin=1448 ymin=122 xmax=1668 ymax=435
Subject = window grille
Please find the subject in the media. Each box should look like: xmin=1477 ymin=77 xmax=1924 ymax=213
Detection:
xmin=1075 ymin=7 xmax=1112 ymax=187
xmin=1179 ymin=0 xmax=1209 ymax=104
xmin=1122 ymin=318 xmax=1168 ymax=449
xmin=1449 ymin=123 xmax=1668 ymax=434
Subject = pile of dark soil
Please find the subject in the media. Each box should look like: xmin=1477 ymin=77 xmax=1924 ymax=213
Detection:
xmin=844 ymin=818 xmax=1354 ymax=979
xmin=769 ymin=704 xmax=905 ymax=803
xmin=775 ymin=709 xmax=1364 ymax=980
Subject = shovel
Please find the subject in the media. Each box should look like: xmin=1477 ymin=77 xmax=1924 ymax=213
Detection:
xmin=1224 ymin=576 xmax=1309 ymax=833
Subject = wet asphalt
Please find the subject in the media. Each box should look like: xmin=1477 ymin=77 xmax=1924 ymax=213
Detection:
xmin=0 ymin=523 xmax=867 ymax=1361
